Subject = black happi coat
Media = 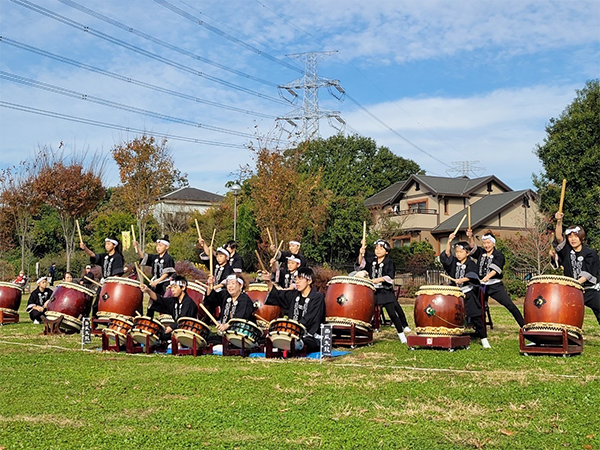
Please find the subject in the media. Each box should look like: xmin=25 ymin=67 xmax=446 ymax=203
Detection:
xmin=90 ymin=252 xmax=125 ymax=279
xmin=204 ymin=290 xmax=255 ymax=324
xmin=229 ymin=252 xmax=244 ymax=273
xmin=277 ymin=250 xmax=307 ymax=268
xmin=152 ymin=293 xmax=198 ymax=329
xmin=440 ymin=252 xmax=482 ymax=317
xmin=554 ymin=238 xmax=599 ymax=289
xmin=26 ymin=287 xmax=53 ymax=312
xmin=141 ymin=252 xmax=176 ymax=282
xmin=357 ymin=253 xmax=396 ymax=305
xmin=266 ymin=287 xmax=325 ymax=336
xmin=471 ymin=247 xmax=505 ymax=282
xmin=274 ymin=268 xmax=298 ymax=289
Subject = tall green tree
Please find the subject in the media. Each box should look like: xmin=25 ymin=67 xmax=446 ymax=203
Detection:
xmin=533 ymin=79 xmax=600 ymax=248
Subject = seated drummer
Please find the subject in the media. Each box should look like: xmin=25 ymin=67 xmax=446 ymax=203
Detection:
xmin=63 ymin=272 xmax=74 ymax=283
xmin=140 ymin=275 xmax=198 ymax=339
xmin=273 ymin=255 xmax=301 ymax=290
xmin=554 ymin=213 xmax=600 ymax=326
xmin=27 ymin=277 xmax=53 ymax=324
xmin=357 ymin=239 xmax=410 ymax=343
xmin=198 ymin=239 xmax=234 ymax=292
xmin=80 ymin=236 xmax=125 ymax=317
xmin=440 ymin=233 xmax=490 ymax=348
xmin=262 ymin=267 xmax=326 ymax=353
xmin=204 ymin=274 xmax=255 ymax=344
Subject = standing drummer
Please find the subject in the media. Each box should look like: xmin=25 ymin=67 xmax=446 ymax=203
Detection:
xmin=441 ymin=233 xmax=490 ymax=348
xmin=554 ymin=213 xmax=600 ymax=325
xmin=270 ymin=240 xmax=307 ymax=268
xmin=80 ymin=236 xmax=125 ymax=317
xmin=198 ymin=239 xmax=234 ymax=292
xmin=140 ymin=275 xmax=198 ymax=339
xmin=225 ymin=240 xmax=244 ymax=274
xmin=357 ymin=239 xmax=410 ymax=344
xmin=134 ymin=234 xmax=176 ymax=298
xmin=262 ymin=267 xmax=326 ymax=352
xmin=27 ymin=277 xmax=53 ymax=324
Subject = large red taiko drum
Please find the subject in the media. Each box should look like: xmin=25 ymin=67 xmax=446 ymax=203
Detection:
xmin=522 ymin=275 xmax=584 ymax=344
xmin=413 ymin=285 xmax=465 ymax=336
xmin=97 ymin=277 xmax=143 ymax=318
xmin=45 ymin=281 xmax=95 ymax=332
xmin=325 ymin=276 xmax=375 ymax=329
xmin=0 ymin=281 xmax=23 ymax=313
xmin=247 ymin=283 xmax=282 ymax=327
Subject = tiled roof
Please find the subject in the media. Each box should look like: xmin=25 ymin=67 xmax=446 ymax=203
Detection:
xmin=158 ymin=187 xmax=224 ymax=203
xmin=364 ymin=180 xmax=406 ymax=208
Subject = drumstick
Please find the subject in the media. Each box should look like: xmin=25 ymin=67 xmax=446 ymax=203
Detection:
xmin=131 ymin=224 xmax=137 ymax=243
xmin=453 ymin=214 xmax=467 ymax=236
xmin=558 ymin=179 xmax=567 ymax=214
xmin=440 ymin=273 xmax=457 ymax=283
xmin=199 ymin=303 xmax=220 ymax=327
xmin=266 ymin=227 xmax=274 ymax=247
xmin=255 ymin=250 xmax=267 ymax=273
xmin=194 ymin=219 xmax=203 ymax=241
xmin=210 ymin=228 xmax=216 ymax=248
xmin=362 ymin=221 xmax=367 ymax=246
xmin=209 ymin=245 xmax=214 ymax=276
xmin=134 ymin=262 xmax=152 ymax=284
xmin=75 ymin=219 xmax=83 ymax=245
xmin=467 ymin=205 xmax=471 ymax=230
xmin=274 ymin=239 xmax=284 ymax=258
xmin=84 ymin=276 xmax=102 ymax=288
xmin=254 ymin=313 xmax=270 ymax=324
xmin=194 ymin=279 xmax=209 ymax=290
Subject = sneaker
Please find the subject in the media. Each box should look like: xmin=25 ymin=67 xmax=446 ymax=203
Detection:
xmin=403 ymin=326 xmax=412 ymax=333
xmin=398 ymin=332 xmax=407 ymax=344
xmin=481 ymin=338 xmax=491 ymax=349
xmin=33 ymin=320 xmax=40 ymax=325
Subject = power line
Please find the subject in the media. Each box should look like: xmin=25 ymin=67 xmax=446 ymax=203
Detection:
xmin=153 ymin=0 xmax=303 ymax=74
xmin=0 ymin=37 xmax=277 ymax=120
xmin=9 ymin=0 xmax=288 ymax=105
xmin=0 ymin=101 xmax=247 ymax=148
xmin=0 ymin=71 xmax=256 ymax=139
xmin=57 ymin=0 xmax=278 ymax=88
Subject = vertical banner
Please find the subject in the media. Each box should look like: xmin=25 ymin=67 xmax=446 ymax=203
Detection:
xmin=81 ymin=317 xmax=92 ymax=349
xmin=121 ymin=230 xmax=131 ymax=250
xmin=320 ymin=324 xmax=333 ymax=360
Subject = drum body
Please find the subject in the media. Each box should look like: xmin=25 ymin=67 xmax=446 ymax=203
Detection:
xmin=0 ymin=281 xmax=23 ymax=312
xmin=130 ymin=316 xmax=165 ymax=346
xmin=413 ymin=285 xmax=465 ymax=336
xmin=46 ymin=282 xmax=94 ymax=321
xmin=98 ymin=277 xmax=143 ymax=317
xmin=103 ymin=315 xmax=134 ymax=343
xmin=247 ymin=283 xmax=281 ymax=326
xmin=158 ymin=314 xmax=175 ymax=327
xmin=225 ymin=319 xmax=262 ymax=349
xmin=523 ymin=275 xmax=585 ymax=343
xmin=325 ymin=276 xmax=375 ymax=327
xmin=173 ymin=317 xmax=211 ymax=349
xmin=45 ymin=310 xmax=82 ymax=333
xmin=268 ymin=319 xmax=306 ymax=351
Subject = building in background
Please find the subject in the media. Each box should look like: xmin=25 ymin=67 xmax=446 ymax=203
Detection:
xmin=153 ymin=187 xmax=223 ymax=233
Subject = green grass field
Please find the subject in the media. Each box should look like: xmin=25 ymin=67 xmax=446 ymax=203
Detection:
xmin=1 ymin=296 xmax=599 ymax=450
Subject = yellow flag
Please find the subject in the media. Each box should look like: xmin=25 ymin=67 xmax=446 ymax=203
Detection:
xmin=122 ymin=230 xmax=131 ymax=250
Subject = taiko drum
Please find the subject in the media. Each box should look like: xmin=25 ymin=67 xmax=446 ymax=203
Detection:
xmin=97 ymin=277 xmax=143 ymax=317
xmin=46 ymin=282 xmax=95 ymax=321
xmin=247 ymin=283 xmax=282 ymax=325
xmin=325 ymin=276 xmax=375 ymax=325
xmin=0 ymin=281 xmax=23 ymax=312
xmin=413 ymin=285 xmax=465 ymax=335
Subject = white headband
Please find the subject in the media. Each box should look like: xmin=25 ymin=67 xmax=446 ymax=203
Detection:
xmin=289 ymin=240 xmax=301 ymax=247
xmin=105 ymin=238 xmax=118 ymax=246
xmin=454 ymin=244 xmax=466 ymax=250
xmin=169 ymin=279 xmax=187 ymax=287
xmin=565 ymin=226 xmax=581 ymax=236
xmin=157 ymin=239 xmax=170 ymax=247
xmin=226 ymin=274 xmax=244 ymax=285
xmin=287 ymin=256 xmax=301 ymax=264
xmin=481 ymin=234 xmax=496 ymax=244
xmin=36 ymin=277 xmax=47 ymax=284
xmin=216 ymin=247 xmax=230 ymax=258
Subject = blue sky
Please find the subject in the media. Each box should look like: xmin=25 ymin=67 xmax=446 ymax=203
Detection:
xmin=1 ymin=0 xmax=599 ymax=195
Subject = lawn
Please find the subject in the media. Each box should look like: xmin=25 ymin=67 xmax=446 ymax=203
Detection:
xmin=0 ymin=296 xmax=599 ymax=450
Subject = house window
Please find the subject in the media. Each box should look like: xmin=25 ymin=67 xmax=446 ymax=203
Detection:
xmin=444 ymin=198 xmax=449 ymax=215
xmin=409 ymin=201 xmax=427 ymax=213
xmin=487 ymin=181 xmax=493 ymax=193
xmin=393 ymin=236 xmax=411 ymax=247
xmin=415 ymin=182 xmax=420 ymax=191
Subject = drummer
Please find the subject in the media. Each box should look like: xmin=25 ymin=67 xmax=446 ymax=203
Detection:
xmin=204 ymin=274 xmax=255 ymax=344
xmin=79 ymin=265 xmax=95 ymax=288
xmin=80 ymin=236 xmax=125 ymax=317
xmin=134 ymin=234 xmax=176 ymax=298
xmin=140 ymin=275 xmax=198 ymax=339
xmin=198 ymin=239 xmax=234 ymax=292
xmin=468 ymin=230 xmax=525 ymax=327
xmin=440 ymin=233 xmax=490 ymax=348
xmin=63 ymin=272 xmax=74 ymax=283
xmin=225 ymin=240 xmax=244 ymax=274
xmin=27 ymin=277 xmax=53 ymax=324
xmin=270 ymin=240 xmax=307 ymax=268
xmin=554 ymin=213 xmax=600 ymax=325
xmin=357 ymin=239 xmax=410 ymax=344
xmin=273 ymin=255 xmax=301 ymax=290
xmin=262 ymin=267 xmax=326 ymax=352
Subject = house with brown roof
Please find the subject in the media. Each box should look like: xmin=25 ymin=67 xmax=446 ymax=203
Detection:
xmin=153 ymin=187 xmax=223 ymax=233
xmin=365 ymin=175 xmax=537 ymax=254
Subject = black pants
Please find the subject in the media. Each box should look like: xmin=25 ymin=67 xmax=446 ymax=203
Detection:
xmin=382 ymin=302 xmax=408 ymax=334
xmin=584 ymin=289 xmax=600 ymax=325
xmin=302 ymin=335 xmax=320 ymax=353
xmin=29 ymin=310 xmax=44 ymax=323
xmin=482 ymin=282 xmax=524 ymax=327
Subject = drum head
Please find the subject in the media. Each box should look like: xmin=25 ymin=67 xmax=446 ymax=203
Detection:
xmin=173 ymin=329 xmax=207 ymax=349
xmin=225 ymin=330 xmax=259 ymax=349
xmin=269 ymin=334 xmax=294 ymax=351
xmin=158 ymin=314 xmax=175 ymax=325
xmin=104 ymin=329 xmax=128 ymax=343
xmin=130 ymin=330 xmax=160 ymax=347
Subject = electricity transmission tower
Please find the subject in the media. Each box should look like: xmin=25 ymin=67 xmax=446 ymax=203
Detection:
xmin=277 ymin=51 xmax=346 ymax=141
xmin=446 ymin=161 xmax=486 ymax=178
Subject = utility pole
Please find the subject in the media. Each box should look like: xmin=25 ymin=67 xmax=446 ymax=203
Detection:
xmin=277 ymin=51 xmax=346 ymax=141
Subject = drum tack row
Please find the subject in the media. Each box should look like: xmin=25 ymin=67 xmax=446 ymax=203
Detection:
xmin=0 ymin=274 xmax=590 ymax=356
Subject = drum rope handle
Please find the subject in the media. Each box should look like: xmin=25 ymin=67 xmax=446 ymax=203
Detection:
xmin=427 ymin=308 xmax=464 ymax=328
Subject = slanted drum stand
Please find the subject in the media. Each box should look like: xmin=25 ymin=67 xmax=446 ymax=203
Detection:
xmin=42 ymin=314 xmax=64 ymax=335
xmin=519 ymin=327 xmax=583 ymax=356
xmin=0 ymin=309 xmax=19 ymax=325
